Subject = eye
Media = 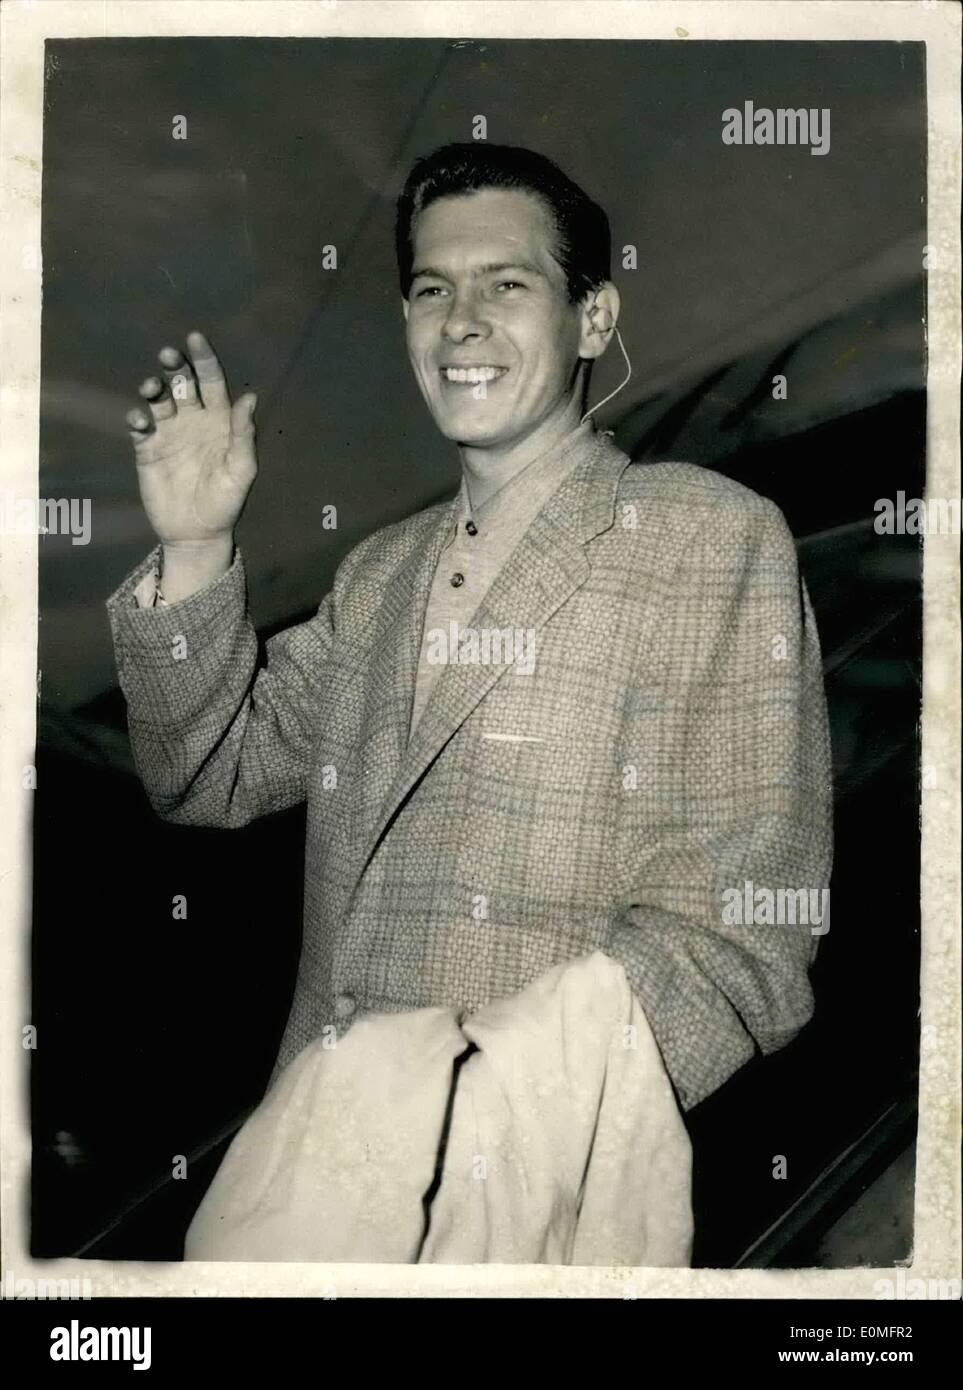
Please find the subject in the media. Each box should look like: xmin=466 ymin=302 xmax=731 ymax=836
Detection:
xmin=495 ymin=280 xmax=526 ymax=292
xmin=414 ymin=284 xmax=447 ymax=299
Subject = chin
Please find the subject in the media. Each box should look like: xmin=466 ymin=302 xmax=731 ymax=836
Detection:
xmin=430 ymin=405 xmax=513 ymax=447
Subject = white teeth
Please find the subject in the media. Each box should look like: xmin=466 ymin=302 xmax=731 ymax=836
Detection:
xmin=442 ymin=366 xmax=505 ymax=383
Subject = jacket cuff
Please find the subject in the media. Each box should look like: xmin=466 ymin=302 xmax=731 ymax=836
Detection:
xmin=106 ymin=546 xmax=246 ymax=645
xmin=105 ymin=547 xmax=250 ymax=728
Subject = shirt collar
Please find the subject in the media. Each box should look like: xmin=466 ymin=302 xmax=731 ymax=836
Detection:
xmin=451 ymin=418 xmax=601 ymax=536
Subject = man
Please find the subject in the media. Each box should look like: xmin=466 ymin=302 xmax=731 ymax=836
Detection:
xmin=109 ymin=142 xmax=833 ymax=1112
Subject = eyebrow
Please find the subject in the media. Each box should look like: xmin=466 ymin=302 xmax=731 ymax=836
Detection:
xmin=409 ymin=260 xmax=548 ymax=282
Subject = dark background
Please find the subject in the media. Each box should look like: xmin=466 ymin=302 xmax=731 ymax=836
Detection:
xmin=33 ymin=38 xmax=925 ymax=1266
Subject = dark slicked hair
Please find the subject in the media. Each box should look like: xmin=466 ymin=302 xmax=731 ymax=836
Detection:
xmin=395 ymin=142 xmax=611 ymax=303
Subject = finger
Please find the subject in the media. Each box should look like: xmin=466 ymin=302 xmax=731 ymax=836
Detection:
xmin=158 ymin=345 xmax=200 ymax=409
xmin=185 ymin=329 xmax=230 ymax=409
xmin=230 ymin=392 xmax=258 ymax=439
xmin=127 ymin=406 xmax=154 ymax=444
xmin=138 ymin=375 xmax=176 ymax=423
xmin=228 ymin=394 xmax=258 ymax=481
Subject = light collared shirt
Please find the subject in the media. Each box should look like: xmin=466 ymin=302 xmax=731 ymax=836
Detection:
xmin=409 ymin=418 xmax=602 ymax=737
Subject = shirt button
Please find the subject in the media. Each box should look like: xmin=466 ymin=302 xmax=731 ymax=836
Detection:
xmin=333 ymin=993 xmax=356 ymax=1019
xmin=465 ymin=520 xmax=478 ymax=536
xmin=450 ymin=572 xmax=465 ymax=588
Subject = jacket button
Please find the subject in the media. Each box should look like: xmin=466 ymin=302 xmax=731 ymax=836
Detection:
xmin=450 ymin=571 xmax=465 ymax=587
xmin=465 ymin=520 xmax=478 ymax=536
xmin=333 ymin=993 xmax=357 ymax=1019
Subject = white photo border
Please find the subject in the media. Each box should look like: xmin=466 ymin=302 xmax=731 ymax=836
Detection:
xmin=1 ymin=0 xmax=959 ymax=1299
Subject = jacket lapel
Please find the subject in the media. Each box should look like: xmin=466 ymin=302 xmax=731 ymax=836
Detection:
xmin=349 ymin=498 xmax=457 ymax=838
xmin=352 ymin=434 xmax=632 ymax=883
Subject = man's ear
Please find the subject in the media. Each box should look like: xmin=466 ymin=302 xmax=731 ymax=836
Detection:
xmin=577 ymin=281 xmax=621 ymax=361
xmin=401 ymin=296 xmax=410 ymax=324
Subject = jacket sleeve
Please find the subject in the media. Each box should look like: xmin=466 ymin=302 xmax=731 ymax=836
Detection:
xmin=106 ymin=544 xmax=351 ymax=829
xmin=608 ymin=493 xmax=834 ymax=1111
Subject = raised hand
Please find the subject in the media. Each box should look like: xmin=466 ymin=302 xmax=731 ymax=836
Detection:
xmin=127 ymin=331 xmax=258 ymax=544
xmin=126 ymin=332 xmax=258 ymax=600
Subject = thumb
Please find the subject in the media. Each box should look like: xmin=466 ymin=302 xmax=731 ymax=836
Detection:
xmin=230 ymin=392 xmax=257 ymax=438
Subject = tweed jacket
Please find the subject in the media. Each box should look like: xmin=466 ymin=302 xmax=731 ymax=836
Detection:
xmin=107 ymin=434 xmax=833 ymax=1110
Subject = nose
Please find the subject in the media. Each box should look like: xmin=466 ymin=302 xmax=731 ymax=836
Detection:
xmin=442 ymin=288 xmax=490 ymax=344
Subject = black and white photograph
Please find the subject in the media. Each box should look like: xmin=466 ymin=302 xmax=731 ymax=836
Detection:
xmin=1 ymin=0 xmax=959 ymax=1331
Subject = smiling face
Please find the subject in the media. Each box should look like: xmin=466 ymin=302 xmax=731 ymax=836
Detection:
xmin=403 ymin=188 xmax=588 ymax=451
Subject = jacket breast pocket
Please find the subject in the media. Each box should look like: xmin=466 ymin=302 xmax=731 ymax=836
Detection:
xmin=453 ymin=725 xmax=619 ymax=917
